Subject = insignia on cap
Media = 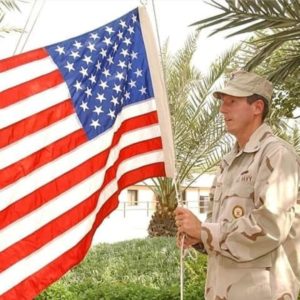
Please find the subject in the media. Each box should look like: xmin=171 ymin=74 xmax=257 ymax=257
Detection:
xmin=232 ymin=205 xmax=244 ymax=219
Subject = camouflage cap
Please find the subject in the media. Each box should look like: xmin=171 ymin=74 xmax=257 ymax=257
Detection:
xmin=213 ymin=70 xmax=273 ymax=103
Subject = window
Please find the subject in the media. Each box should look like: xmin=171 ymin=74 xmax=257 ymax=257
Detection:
xmin=127 ymin=189 xmax=138 ymax=206
xmin=199 ymin=195 xmax=209 ymax=213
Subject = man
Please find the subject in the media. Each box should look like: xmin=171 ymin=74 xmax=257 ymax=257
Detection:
xmin=175 ymin=70 xmax=300 ymax=300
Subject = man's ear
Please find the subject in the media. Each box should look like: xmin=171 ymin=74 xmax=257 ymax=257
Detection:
xmin=253 ymin=99 xmax=264 ymax=116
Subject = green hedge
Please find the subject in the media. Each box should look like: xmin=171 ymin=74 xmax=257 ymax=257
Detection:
xmin=36 ymin=237 xmax=207 ymax=299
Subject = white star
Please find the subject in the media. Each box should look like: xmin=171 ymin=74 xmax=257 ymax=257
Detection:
xmin=99 ymin=80 xmax=109 ymax=90
xmin=128 ymin=26 xmax=134 ymax=35
xmin=131 ymin=14 xmax=137 ymax=23
xmin=105 ymin=26 xmax=115 ymax=35
xmin=139 ymin=86 xmax=147 ymax=95
xmin=131 ymin=51 xmax=138 ymax=60
xmin=90 ymin=32 xmax=99 ymax=40
xmin=103 ymin=36 xmax=112 ymax=46
xmin=96 ymin=61 xmax=101 ymax=70
xmin=128 ymin=62 xmax=132 ymax=70
xmin=102 ymin=68 xmax=111 ymax=77
xmin=135 ymin=68 xmax=143 ymax=77
xmin=128 ymin=79 xmax=136 ymax=88
xmin=117 ymin=31 xmax=124 ymax=40
xmin=80 ymin=66 xmax=88 ymax=77
xmin=123 ymin=37 xmax=131 ymax=46
xmin=88 ymin=74 xmax=96 ymax=84
xmin=73 ymin=40 xmax=83 ymax=49
xmin=110 ymin=96 xmax=119 ymax=106
xmin=120 ymin=48 xmax=129 ymax=57
xmin=90 ymin=119 xmax=100 ymax=129
xmin=64 ymin=61 xmax=74 ymax=72
xmin=119 ymin=20 xmax=127 ymax=28
xmin=69 ymin=51 xmax=80 ymax=59
xmin=93 ymin=105 xmax=103 ymax=115
xmin=107 ymin=109 xmax=116 ymax=119
xmin=117 ymin=60 xmax=126 ymax=69
xmin=113 ymin=43 xmax=118 ymax=52
xmin=107 ymin=55 xmax=114 ymax=65
xmin=80 ymin=101 xmax=89 ymax=111
xmin=55 ymin=45 xmax=65 ymax=55
xmin=87 ymin=42 xmax=96 ymax=52
xmin=115 ymin=72 xmax=125 ymax=81
xmin=99 ymin=48 xmax=107 ymax=58
xmin=124 ymin=91 xmax=130 ymax=99
xmin=96 ymin=93 xmax=106 ymax=102
xmin=83 ymin=55 xmax=92 ymax=65
xmin=85 ymin=87 xmax=92 ymax=97
xmin=73 ymin=80 xmax=83 ymax=91
xmin=113 ymin=84 xmax=122 ymax=93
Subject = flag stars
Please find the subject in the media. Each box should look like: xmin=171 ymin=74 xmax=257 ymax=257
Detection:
xmin=87 ymin=42 xmax=96 ymax=52
xmin=117 ymin=31 xmax=124 ymax=40
xmin=102 ymin=68 xmax=111 ymax=77
xmin=80 ymin=101 xmax=89 ymax=111
xmin=90 ymin=119 xmax=100 ymax=129
xmin=119 ymin=20 xmax=127 ymax=28
xmin=73 ymin=80 xmax=83 ymax=91
xmin=120 ymin=48 xmax=129 ymax=57
xmin=128 ymin=26 xmax=134 ymax=34
xmin=105 ymin=26 xmax=115 ymax=35
xmin=88 ymin=74 xmax=96 ymax=84
xmin=107 ymin=109 xmax=116 ymax=119
xmin=131 ymin=14 xmax=137 ymax=23
xmin=131 ymin=51 xmax=138 ymax=60
xmin=113 ymin=43 xmax=118 ymax=52
xmin=90 ymin=32 xmax=99 ymax=40
xmin=99 ymin=48 xmax=107 ymax=58
xmin=69 ymin=51 xmax=80 ymax=59
xmin=128 ymin=79 xmax=136 ymax=88
xmin=110 ymin=96 xmax=119 ymax=106
xmin=103 ymin=36 xmax=112 ymax=46
xmin=113 ymin=84 xmax=122 ymax=93
xmin=73 ymin=40 xmax=83 ymax=49
xmin=115 ymin=71 xmax=125 ymax=81
xmin=83 ymin=55 xmax=93 ymax=65
xmin=64 ymin=61 xmax=74 ymax=72
xmin=80 ymin=66 xmax=88 ymax=77
xmin=134 ymin=68 xmax=143 ymax=77
xmin=123 ymin=37 xmax=131 ymax=46
xmin=139 ymin=86 xmax=147 ymax=95
xmin=93 ymin=105 xmax=104 ymax=115
xmin=55 ymin=45 xmax=65 ymax=55
xmin=85 ymin=87 xmax=92 ymax=97
xmin=99 ymin=80 xmax=109 ymax=90
xmin=117 ymin=60 xmax=126 ymax=69
xmin=124 ymin=91 xmax=130 ymax=100
xmin=107 ymin=55 xmax=114 ymax=65
xmin=96 ymin=93 xmax=106 ymax=102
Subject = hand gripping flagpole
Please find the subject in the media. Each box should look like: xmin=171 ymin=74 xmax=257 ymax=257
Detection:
xmin=146 ymin=1 xmax=186 ymax=299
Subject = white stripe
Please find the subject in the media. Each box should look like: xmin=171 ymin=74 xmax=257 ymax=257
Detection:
xmin=0 ymin=56 xmax=56 ymax=92
xmin=0 ymin=150 xmax=164 ymax=295
xmin=0 ymin=83 xmax=70 ymax=129
xmin=0 ymin=114 xmax=81 ymax=169
xmin=0 ymin=99 xmax=158 ymax=210
xmin=0 ymin=126 xmax=161 ymax=250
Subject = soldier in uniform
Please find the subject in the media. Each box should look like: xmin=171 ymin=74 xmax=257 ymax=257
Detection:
xmin=175 ymin=70 xmax=300 ymax=300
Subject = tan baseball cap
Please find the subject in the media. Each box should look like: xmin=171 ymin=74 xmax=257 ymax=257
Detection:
xmin=213 ymin=70 xmax=273 ymax=103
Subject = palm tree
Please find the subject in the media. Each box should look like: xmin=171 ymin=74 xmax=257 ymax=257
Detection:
xmin=148 ymin=34 xmax=238 ymax=237
xmin=0 ymin=0 xmax=23 ymax=36
xmin=191 ymin=0 xmax=300 ymax=83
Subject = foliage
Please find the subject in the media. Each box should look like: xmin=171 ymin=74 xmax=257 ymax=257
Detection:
xmin=148 ymin=33 xmax=236 ymax=236
xmin=35 ymin=237 xmax=207 ymax=300
xmin=0 ymin=0 xmax=24 ymax=36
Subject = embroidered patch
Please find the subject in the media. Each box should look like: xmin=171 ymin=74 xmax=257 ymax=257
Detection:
xmin=232 ymin=205 xmax=244 ymax=218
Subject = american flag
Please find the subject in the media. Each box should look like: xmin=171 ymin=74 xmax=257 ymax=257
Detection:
xmin=0 ymin=7 xmax=174 ymax=299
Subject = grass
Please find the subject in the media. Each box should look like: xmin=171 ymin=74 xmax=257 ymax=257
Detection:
xmin=35 ymin=237 xmax=207 ymax=299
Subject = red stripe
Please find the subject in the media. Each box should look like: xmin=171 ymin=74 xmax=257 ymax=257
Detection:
xmin=0 ymin=163 xmax=165 ymax=300
xmin=0 ymin=138 xmax=163 ymax=271
xmin=0 ymin=111 xmax=158 ymax=189
xmin=0 ymin=99 xmax=75 ymax=148
xmin=0 ymin=129 xmax=87 ymax=189
xmin=0 ymin=48 xmax=48 ymax=72
xmin=0 ymin=70 xmax=63 ymax=108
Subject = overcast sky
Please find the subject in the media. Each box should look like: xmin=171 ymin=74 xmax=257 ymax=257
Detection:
xmin=0 ymin=0 xmax=243 ymax=73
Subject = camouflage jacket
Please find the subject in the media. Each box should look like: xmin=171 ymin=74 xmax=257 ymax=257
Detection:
xmin=201 ymin=123 xmax=300 ymax=300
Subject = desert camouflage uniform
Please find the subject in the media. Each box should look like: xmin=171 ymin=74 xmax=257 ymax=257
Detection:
xmin=200 ymin=123 xmax=300 ymax=300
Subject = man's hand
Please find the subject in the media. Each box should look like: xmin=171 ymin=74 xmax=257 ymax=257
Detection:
xmin=175 ymin=207 xmax=202 ymax=239
xmin=176 ymin=232 xmax=201 ymax=249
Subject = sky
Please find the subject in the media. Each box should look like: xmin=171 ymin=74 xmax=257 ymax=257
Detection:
xmin=0 ymin=0 xmax=243 ymax=74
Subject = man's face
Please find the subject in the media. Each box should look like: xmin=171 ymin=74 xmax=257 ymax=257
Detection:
xmin=219 ymin=94 xmax=256 ymax=137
